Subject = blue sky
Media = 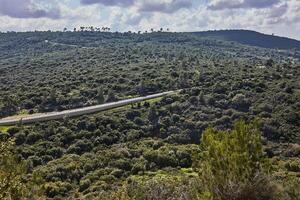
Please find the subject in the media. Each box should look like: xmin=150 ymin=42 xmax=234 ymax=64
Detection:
xmin=0 ymin=0 xmax=300 ymax=40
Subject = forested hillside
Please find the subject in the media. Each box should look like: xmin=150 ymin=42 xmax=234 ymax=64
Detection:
xmin=0 ymin=31 xmax=300 ymax=199
xmin=193 ymin=30 xmax=300 ymax=50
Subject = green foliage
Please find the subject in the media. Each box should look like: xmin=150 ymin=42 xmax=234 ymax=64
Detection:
xmin=0 ymin=126 xmax=12 ymax=134
xmin=100 ymin=174 xmax=199 ymax=200
xmin=0 ymin=139 xmax=26 ymax=199
xmin=96 ymin=88 xmax=105 ymax=104
xmin=106 ymin=89 xmax=117 ymax=102
xmin=193 ymin=120 xmax=275 ymax=200
xmin=0 ymin=139 xmax=44 ymax=199
xmin=194 ymin=30 xmax=300 ymax=50
xmin=148 ymin=106 xmax=158 ymax=125
xmin=285 ymin=158 xmax=300 ymax=172
xmin=44 ymin=181 xmax=73 ymax=198
xmin=0 ymin=31 xmax=299 ymax=199
xmin=282 ymin=178 xmax=300 ymax=199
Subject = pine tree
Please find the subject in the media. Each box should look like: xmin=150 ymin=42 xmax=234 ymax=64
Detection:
xmin=193 ymin=120 xmax=273 ymax=200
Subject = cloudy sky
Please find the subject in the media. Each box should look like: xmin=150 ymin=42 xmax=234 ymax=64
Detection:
xmin=0 ymin=0 xmax=300 ymax=40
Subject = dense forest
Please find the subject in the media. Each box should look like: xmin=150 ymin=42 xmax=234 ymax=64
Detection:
xmin=0 ymin=30 xmax=300 ymax=199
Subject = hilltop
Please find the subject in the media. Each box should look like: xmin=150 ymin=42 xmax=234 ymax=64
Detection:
xmin=193 ymin=29 xmax=300 ymax=50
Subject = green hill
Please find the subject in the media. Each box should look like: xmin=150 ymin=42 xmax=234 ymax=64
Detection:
xmin=0 ymin=31 xmax=299 ymax=199
xmin=193 ymin=30 xmax=300 ymax=50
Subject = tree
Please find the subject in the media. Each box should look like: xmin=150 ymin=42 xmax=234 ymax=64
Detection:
xmin=199 ymin=91 xmax=205 ymax=104
xmin=232 ymin=93 xmax=250 ymax=112
xmin=0 ymin=96 xmax=18 ymax=117
xmin=265 ymin=59 xmax=274 ymax=67
xmin=96 ymin=87 xmax=105 ymax=104
xmin=148 ymin=106 xmax=158 ymax=126
xmin=137 ymin=81 xmax=147 ymax=95
xmin=193 ymin=120 xmax=276 ymax=200
xmin=106 ymin=90 xmax=117 ymax=102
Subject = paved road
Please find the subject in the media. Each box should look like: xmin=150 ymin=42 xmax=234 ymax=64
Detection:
xmin=0 ymin=91 xmax=176 ymax=126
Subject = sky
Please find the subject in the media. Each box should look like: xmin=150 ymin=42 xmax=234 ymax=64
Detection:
xmin=0 ymin=0 xmax=300 ymax=40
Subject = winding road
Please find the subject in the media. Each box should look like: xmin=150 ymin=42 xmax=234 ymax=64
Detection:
xmin=0 ymin=91 xmax=176 ymax=126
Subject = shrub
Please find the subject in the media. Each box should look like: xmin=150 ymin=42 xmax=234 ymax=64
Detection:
xmin=44 ymin=181 xmax=73 ymax=198
xmin=285 ymin=159 xmax=300 ymax=172
xmin=232 ymin=94 xmax=250 ymax=112
xmin=102 ymin=178 xmax=197 ymax=200
xmin=79 ymin=179 xmax=91 ymax=192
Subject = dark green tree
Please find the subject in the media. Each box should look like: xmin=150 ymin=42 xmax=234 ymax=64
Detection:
xmin=148 ymin=106 xmax=158 ymax=126
xmin=106 ymin=90 xmax=117 ymax=102
xmin=96 ymin=87 xmax=105 ymax=104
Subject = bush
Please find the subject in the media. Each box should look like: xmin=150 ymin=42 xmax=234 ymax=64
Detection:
xmin=79 ymin=179 xmax=91 ymax=192
xmin=26 ymin=132 xmax=42 ymax=144
xmin=232 ymin=94 xmax=250 ymax=112
xmin=44 ymin=181 xmax=73 ymax=198
xmin=103 ymin=178 xmax=197 ymax=200
xmin=285 ymin=159 xmax=300 ymax=172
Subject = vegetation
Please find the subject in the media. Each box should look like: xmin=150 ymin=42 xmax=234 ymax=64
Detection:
xmin=97 ymin=121 xmax=299 ymax=200
xmin=0 ymin=139 xmax=43 ymax=199
xmin=194 ymin=30 xmax=300 ymax=50
xmin=0 ymin=30 xmax=299 ymax=199
xmin=194 ymin=120 xmax=274 ymax=200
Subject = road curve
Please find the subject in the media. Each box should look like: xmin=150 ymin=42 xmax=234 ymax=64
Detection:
xmin=0 ymin=91 xmax=176 ymax=126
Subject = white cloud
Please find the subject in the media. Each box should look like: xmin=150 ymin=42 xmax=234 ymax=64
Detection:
xmin=0 ymin=0 xmax=61 ymax=19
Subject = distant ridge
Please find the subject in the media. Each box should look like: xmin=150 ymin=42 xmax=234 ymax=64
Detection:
xmin=193 ymin=30 xmax=300 ymax=50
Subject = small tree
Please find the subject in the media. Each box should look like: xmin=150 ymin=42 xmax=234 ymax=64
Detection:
xmin=193 ymin=120 xmax=275 ymax=200
xmin=199 ymin=91 xmax=205 ymax=104
xmin=96 ymin=87 xmax=105 ymax=104
xmin=232 ymin=93 xmax=250 ymax=112
xmin=106 ymin=90 xmax=117 ymax=102
xmin=148 ymin=106 xmax=158 ymax=126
